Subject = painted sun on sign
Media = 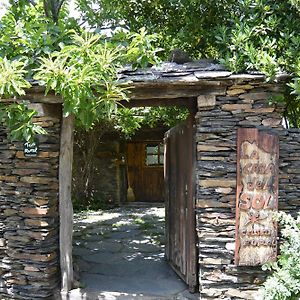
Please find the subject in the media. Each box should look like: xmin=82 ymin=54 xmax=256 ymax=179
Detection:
xmin=235 ymin=128 xmax=279 ymax=266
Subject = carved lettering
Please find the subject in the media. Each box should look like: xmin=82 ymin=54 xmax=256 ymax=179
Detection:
xmin=242 ymin=162 xmax=275 ymax=175
xmin=235 ymin=128 xmax=278 ymax=266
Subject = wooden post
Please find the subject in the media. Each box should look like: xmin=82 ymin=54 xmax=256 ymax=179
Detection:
xmin=59 ymin=114 xmax=74 ymax=295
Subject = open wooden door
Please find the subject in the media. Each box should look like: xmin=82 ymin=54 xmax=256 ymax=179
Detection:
xmin=164 ymin=114 xmax=198 ymax=292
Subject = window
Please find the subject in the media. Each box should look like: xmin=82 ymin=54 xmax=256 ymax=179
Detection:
xmin=145 ymin=143 xmax=164 ymax=166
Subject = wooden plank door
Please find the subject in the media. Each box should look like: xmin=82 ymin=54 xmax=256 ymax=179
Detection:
xmin=164 ymin=115 xmax=197 ymax=291
xmin=127 ymin=142 xmax=164 ymax=202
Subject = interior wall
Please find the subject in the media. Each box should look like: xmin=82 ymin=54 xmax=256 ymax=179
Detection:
xmin=72 ymin=125 xmax=168 ymax=206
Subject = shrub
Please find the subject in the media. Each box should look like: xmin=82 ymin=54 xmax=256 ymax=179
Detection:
xmin=259 ymin=212 xmax=300 ymax=300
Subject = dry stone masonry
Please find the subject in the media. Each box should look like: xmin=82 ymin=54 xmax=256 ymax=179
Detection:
xmin=0 ymin=102 xmax=61 ymax=299
xmin=0 ymin=62 xmax=298 ymax=299
xmin=119 ymin=61 xmax=300 ymax=299
xmin=196 ymin=79 xmax=300 ymax=299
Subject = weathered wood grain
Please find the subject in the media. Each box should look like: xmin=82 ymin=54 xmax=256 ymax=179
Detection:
xmin=59 ymin=114 xmax=75 ymax=294
xmin=235 ymin=128 xmax=279 ymax=266
xmin=165 ymin=114 xmax=197 ymax=291
xmin=126 ymin=142 xmax=164 ymax=202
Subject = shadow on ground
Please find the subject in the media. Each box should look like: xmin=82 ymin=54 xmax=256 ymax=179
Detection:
xmin=68 ymin=206 xmax=199 ymax=300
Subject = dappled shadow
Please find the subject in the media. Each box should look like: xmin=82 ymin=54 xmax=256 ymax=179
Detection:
xmin=70 ymin=206 xmax=199 ymax=299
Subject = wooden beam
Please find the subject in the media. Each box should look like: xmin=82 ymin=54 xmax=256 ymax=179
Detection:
xmin=128 ymin=85 xmax=227 ymax=100
xmin=120 ymin=97 xmax=196 ymax=108
xmin=22 ymin=92 xmax=63 ymax=103
xmin=59 ymin=114 xmax=74 ymax=295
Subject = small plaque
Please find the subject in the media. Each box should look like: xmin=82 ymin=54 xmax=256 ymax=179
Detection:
xmin=235 ymin=128 xmax=279 ymax=266
xmin=23 ymin=141 xmax=39 ymax=157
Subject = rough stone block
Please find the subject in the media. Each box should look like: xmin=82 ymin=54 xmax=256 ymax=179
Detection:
xmin=20 ymin=177 xmax=57 ymax=185
xmin=222 ymin=104 xmax=252 ymax=111
xmin=197 ymin=145 xmax=231 ymax=152
xmin=227 ymin=89 xmax=246 ymax=96
xmin=199 ymin=179 xmax=236 ymax=188
xmin=197 ymin=95 xmax=216 ymax=110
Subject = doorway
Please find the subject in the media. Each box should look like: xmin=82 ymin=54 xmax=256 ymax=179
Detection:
xmin=69 ymin=101 xmax=199 ymax=297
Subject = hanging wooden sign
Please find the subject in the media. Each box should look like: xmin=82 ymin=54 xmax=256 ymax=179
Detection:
xmin=235 ymin=128 xmax=279 ymax=266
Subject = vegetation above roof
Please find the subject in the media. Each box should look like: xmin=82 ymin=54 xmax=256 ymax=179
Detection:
xmin=0 ymin=0 xmax=300 ymax=142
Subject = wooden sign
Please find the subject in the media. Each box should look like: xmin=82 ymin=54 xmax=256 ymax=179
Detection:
xmin=23 ymin=141 xmax=39 ymax=157
xmin=235 ymin=128 xmax=279 ymax=266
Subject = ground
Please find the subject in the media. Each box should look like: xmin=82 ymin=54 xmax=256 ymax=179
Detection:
xmin=68 ymin=205 xmax=199 ymax=300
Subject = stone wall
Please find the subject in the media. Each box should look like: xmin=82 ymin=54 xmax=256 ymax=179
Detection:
xmin=278 ymin=129 xmax=300 ymax=217
xmin=0 ymin=72 xmax=297 ymax=299
xmin=195 ymin=79 xmax=300 ymax=299
xmin=0 ymin=103 xmax=61 ymax=299
xmin=72 ymin=138 xmax=122 ymax=207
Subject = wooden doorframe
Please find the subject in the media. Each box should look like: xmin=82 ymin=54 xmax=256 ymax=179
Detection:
xmin=186 ymin=113 xmax=198 ymax=291
xmin=59 ymin=114 xmax=75 ymax=297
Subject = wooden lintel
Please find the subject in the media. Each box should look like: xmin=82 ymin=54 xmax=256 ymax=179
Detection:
xmin=128 ymin=85 xmax=227 ymax=100
xmin=120 ymin=97 xmax=196 ymax=109
xmin=20 ymin=92 xmax=63 ymax=103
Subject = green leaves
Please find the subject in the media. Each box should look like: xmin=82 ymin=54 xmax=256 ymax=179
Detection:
xmin=114 ymin=106 xmax=189 ymax=138
xmin=0 ymin=58 xmax=31 ymax=97
xmin=76 ymin=0 xmax=239 ymax=58
xmin=125 ymin=27 xmax=163 ymax=69
xmin=215 ymin=0 xmax=300 ymax=77
xmin=0 ymin=58 xmax=46 ymax=142
xmin=0 ymin=0 xmax=79 ymax=73
xmin=34 ymin=32 xmax=128 ymax=130
xmin=260 ymin=212 xmax=300 ymax=300
xmin=0 ymin=102 xmax=47 ymax=142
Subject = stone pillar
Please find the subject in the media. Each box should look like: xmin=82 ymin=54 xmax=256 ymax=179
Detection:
xmin=195 ymin=80 xmax=286 ymax=299
xmin=0 ymin=103 xmax=61 ymax=299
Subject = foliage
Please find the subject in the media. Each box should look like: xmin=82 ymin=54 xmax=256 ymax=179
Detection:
xmin=0 ymin=1 xmax=79 ymax=74
xmin=0 ymin=102 xmax=46 ymax=142
xmin=0 ymin=58 xmax=46 ymax=141
xmin=75 ymin=0 xmax=300 ymax=128
xmin=214 ymin=1 xmax=300 ymax=126
xmin=214 ymin=1 xmax=300 ymax=77
xmin=115 ymin=106 xmax=189 ymax=138
xmin=0 ymin=58 xmax=30 ymax=97
xmin=75 ymin=0 xmax=239 ymax=58
xmin=260 ymin=212 xmax=300 ymax=300
xmin=288 ymin=69 xmax=300 ymax=128
xmin=34 ymin=32 xmax=129 ymax=129
xmin=140 ymin=106 xmax=189 ymax=128
xmin=0 ymin=1 xmax=165 ymax=135
xmin=0 ymin=0 xmax=78 ymax=141
xmin=123 ymin=27 xmax=163 ymax=69
xmin=2 ymin=0 xmax=300 ymax=140
xmin=289 ymin=0 xmax=300 ymax=10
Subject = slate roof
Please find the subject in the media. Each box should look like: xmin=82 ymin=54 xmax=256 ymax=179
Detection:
xmin=118 ymin=60 xmax=289 ymax=84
